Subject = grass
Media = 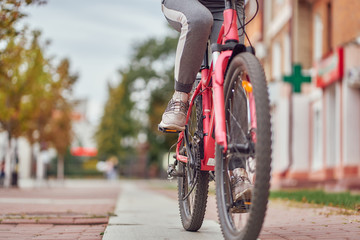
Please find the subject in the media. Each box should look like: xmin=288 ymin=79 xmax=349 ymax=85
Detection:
xmin=270 ymin=189 xmax=360 ymax=211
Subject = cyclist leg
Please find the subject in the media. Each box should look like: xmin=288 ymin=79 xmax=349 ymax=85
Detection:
xmin=159 ymin=0 xmax=214 ymax=131
xmin=159 ymin=0 xmax=246 ymax=131
xmin=199 ymin=1 xmax=224 ymax=44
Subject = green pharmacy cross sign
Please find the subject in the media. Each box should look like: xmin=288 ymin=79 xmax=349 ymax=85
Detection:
xmin=283 ymin=64 xmax=311 ymax=93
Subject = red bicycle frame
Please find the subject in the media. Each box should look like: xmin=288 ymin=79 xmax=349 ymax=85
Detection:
xmin=176 ymin=5 xmax=240 ymax=172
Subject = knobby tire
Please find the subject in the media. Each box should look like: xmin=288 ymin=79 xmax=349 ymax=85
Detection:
xmin=215 ymin=52 xmax=272 ymax=240
xmin=177 ymin=91 xmax=209 ymax=232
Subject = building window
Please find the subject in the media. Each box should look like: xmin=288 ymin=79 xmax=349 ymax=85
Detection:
xmin=313 ymin=14 xmax=323 ymax=61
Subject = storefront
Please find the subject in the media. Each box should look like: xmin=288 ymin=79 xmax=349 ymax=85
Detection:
xmin=341 ymin=44 xmax=360 ymax=187
xmin=310 ymin=45 xmax=360 ymax=188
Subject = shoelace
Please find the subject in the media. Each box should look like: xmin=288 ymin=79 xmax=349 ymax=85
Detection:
xmin=165 ymin=99 xmax=189 ymax=114
xmin=231 ymin=175 xmax=251 ymax=186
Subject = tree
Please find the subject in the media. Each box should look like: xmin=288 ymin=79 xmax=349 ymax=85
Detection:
xmin=96 ymin=32 xmax=180 ymax=175
xmin=46 ymin=58 xmax=77 ymax=180
xmin=0 ymin=29 xmax=78 ymax=183
xmin=0 ymin=0 xmax=46 ymax=41
xmin=0 ymin=28 xmax=40 ymax=186
xmin=129 ymin=35 xmax=179 ymax=169
xmin=0 ymin=1 xmax=78 ymax=184
xmin=95 ymin=72 xmax=137 ymax=163
xmin=0 ymin=0 xmax=47 ymax=186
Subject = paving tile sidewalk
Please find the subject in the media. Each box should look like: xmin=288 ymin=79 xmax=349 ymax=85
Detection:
xmin=0 ymin=179 xmax=121 ymax=240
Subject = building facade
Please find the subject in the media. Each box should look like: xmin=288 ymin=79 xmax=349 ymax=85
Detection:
xmin=247 ymin=0 xmax=360 ymax=189
xmin=308 ymin=0 xmax=360 ymax=188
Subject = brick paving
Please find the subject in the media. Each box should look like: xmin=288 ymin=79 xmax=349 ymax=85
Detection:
xmin=0 ymin=180 xmax=121 ymax=240
xmin=260 ymin=200 xmax=360 ymax=240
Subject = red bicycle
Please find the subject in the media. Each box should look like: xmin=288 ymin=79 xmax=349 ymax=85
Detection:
xmin=163 ymin=0 xmax=271 ymax=239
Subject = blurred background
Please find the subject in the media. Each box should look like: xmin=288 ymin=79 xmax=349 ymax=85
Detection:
xmin=0 ymin=0 xmax=359 ymax=191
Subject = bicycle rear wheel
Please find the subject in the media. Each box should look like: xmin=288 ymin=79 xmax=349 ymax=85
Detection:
xmin=215 ymin=52 xmax=272 ymax=240
xmin=177 ymin=93 xmax=209 ymax=231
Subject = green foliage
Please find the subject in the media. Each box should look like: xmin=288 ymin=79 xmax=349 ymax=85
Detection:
xmin=45 ymin=58 xmax=78 ymax=155
xmin=138 ymin=36 xmax=179 ymax=165
xmin=0 ymin=27 xmax=77 ymax=151
xmin=96 ymin=33 xmax=180 ymax=169
xmin=0 ymin=0 xmax=46 ymax=40
xmin=0 ymin=28 xmax=47 ymax=138
xmin=95 ymin=75 xmax=136 ymax=161
xmin=270 ymin=189 xmax=360 ymax=211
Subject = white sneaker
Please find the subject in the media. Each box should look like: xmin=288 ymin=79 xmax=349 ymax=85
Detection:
xmin=158 ymin=91 xmax=189 ymax=132
xmin=231 ymin=168 xmax=252 ymax=213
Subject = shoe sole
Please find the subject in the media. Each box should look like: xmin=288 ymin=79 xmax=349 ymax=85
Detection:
xmin=158 ymin=123 xmax=185 ymax=133
xmin=235 ymin=188 xmax=252 ymax=203
xmin=231 ymin=189 xmax=252 ymax=213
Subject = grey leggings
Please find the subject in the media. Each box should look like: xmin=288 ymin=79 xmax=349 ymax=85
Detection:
xmin=161 ymin=0 xmax=244 ymax=93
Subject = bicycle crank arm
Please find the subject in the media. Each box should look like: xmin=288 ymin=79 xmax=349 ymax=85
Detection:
xmin=167 ymin=164 xmax=184 ymax=178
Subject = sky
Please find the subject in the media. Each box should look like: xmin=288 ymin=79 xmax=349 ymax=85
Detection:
xmin=22 ymin=0 xmax=170 ymax=125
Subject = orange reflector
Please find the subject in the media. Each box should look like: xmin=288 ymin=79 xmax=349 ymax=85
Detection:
xmin=242 ymin=81 xmax=253 ymax=93
xmin=244 ymin=202 xmax=252 ymax=205
xmin=165 ymin=129 xmax=178 ymax=133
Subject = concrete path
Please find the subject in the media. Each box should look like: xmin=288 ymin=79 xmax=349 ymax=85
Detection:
xmin=103 ymin=181 xmax=223 ymax=240
xmin=107 ymin=180 xmax=360 ymax=240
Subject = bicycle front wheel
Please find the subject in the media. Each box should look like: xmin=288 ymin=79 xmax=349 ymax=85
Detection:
xmin=215 ymin=52 xmax=272 ymax=240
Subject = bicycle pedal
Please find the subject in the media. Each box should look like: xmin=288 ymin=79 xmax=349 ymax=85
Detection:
xmin=158 ymin=125 xmax=181 ymax=133
xmin=231 ymin=206 xmax=250 ymax=213
xmin=167 ymin=165 xmax=184 ymax=178
xmin=232 ymin=199 xmax=251 ymax=213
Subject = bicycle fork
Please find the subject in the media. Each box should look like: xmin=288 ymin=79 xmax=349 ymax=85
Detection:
xmin=210 ymin=50 xmax=232 ymax=151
